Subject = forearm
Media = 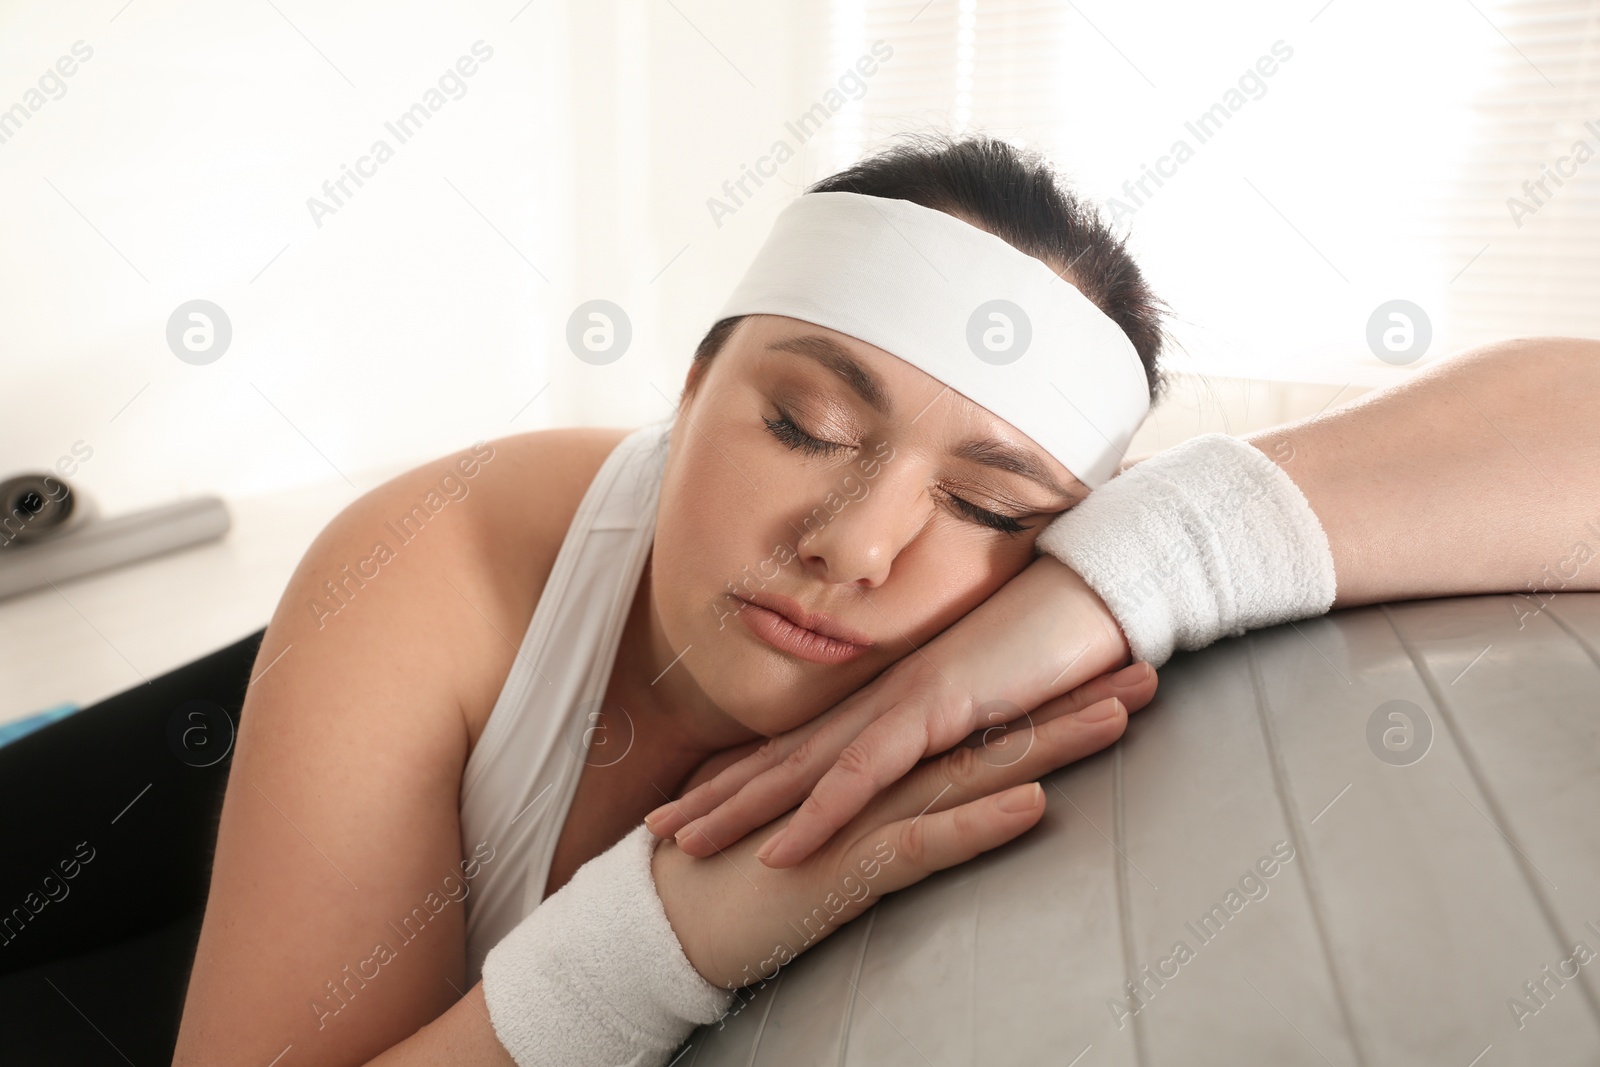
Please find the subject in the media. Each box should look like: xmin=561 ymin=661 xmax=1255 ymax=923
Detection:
xmin=918 ymin=552 xmax=1132 ymax=712
xmin=363 ymin=983 xmax=515 ymax=1067
xmin=1244 ymin=336 xmax=1600 ymax=609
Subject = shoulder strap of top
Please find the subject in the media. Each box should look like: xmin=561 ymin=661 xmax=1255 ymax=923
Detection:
xmin=459 ymin=417 xmax=673 ymax=986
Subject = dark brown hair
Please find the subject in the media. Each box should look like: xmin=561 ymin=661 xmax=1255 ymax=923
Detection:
xmin=683 ymin=131 xmax=1169 ymax=405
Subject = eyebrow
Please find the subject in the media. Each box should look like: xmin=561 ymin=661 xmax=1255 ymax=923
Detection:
xmin=767 ymin=334 xmax=892 ymax=416
xmin=764 ymin=334 xmax=1085 ymax=502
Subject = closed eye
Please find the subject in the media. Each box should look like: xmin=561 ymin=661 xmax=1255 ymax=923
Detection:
xmin=762 ymin=411 xmax=1033 ymax=534
xmin=763 ymin=411 xmax=840 ymax=458
xmin=941 ymin=489 xmax=1032 ymax=533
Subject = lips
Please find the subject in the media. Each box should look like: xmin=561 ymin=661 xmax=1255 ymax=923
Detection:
xmin=736 ymin=589 xmax=873 ymax=647
xmin=732 ymin=590 xmax=874 ymax=666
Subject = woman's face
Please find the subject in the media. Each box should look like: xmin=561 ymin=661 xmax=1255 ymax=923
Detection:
xmin=651 ymin=313 xmax=1090 ymax=738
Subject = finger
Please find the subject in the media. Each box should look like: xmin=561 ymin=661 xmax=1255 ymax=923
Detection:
xmin=844 ymin=781 xmax=1047 ymax=897
xmin=1023 ymin=662 xmax=1157 ymax=733
xmin=757 ymin=701 xmax=939 ymax=868
xmin=760 ymin=668 xmax=1154 ymax=869
xmin=776 ymin=783 xmax=1048 ymax=956
xmin=655 ymin=667 xmax=911 ymax=847
xmin=644 ymin=731 xmax=805 ymax=839
xmin=1044 ymin=660 xmax=1157 ymax=723
xmin=855 ymin=694 xmax=1129 ymax=836
xmin=673 ymin=695 xmax=888 ymax=857
xmin=759 ymin=688 xmax=1011 ymax=870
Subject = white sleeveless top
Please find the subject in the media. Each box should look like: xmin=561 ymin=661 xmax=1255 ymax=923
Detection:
xmin=458 ymin=416 xmax=675 ymax=987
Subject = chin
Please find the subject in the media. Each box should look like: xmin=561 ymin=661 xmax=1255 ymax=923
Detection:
xmin=702 ymin=625 xmax=833 ymax=734
xmin=673 ymin=591 xmax=872 ymax=737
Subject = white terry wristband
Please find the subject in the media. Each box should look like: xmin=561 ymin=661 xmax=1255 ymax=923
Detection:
xmin=481 ymin=823 xmax=735 ymax=1067
xmin=1034 ymin=432 xmax=1337 ymax=669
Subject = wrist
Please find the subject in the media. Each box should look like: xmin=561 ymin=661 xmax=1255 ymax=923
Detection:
xmin=936 ymin=552 xmax=1130 ymax=711
xmin=481 ymin=824 xmax=734 ymax=1067
xmin=650 ymin=833 xmax=740 ymax=989
xmin=1033 ymin=433 xmax=1337 ymax=668
xmin=1022 ymin=553 xmax=1132 ymax=698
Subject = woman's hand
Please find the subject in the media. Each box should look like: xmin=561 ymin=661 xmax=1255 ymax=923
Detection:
xmin=650 ymin=671 xmax=1144 ymax=989
xmin=646 ymin=554 xmax=1144 ymax=869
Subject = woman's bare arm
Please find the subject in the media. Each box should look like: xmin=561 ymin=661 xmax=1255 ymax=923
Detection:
xmin=172 ymin=430 xmax=616 ymax=1066
xmin=173 ymin=459 xmax=484 ymax=1066
xmin=357 ymin=983 xmax=513 ymax=1065
xmin=1246 ymin=335 xmax=1600 ymax=609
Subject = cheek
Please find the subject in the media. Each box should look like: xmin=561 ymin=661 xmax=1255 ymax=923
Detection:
xmin=884 ymin=527 xmax=1023 ymax=635
xmin=651 ymin=429 xmax=780 ymax=654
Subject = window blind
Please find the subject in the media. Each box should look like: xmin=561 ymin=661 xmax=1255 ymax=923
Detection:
xmin=825 ymin=0 xmax=1600 ymax=384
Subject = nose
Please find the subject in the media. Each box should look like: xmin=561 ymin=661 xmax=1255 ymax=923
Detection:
xmin=791 ymin=460 xmax=929 ymax=590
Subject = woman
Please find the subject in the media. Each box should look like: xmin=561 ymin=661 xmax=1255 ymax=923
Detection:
xmin=176 ymin=131 xmax=1600 ymax=1064
xmin=2 ymin=132 xmax=1590 ymax=1066
xmin=167 ymin=133 xmax=1169 ymax=1066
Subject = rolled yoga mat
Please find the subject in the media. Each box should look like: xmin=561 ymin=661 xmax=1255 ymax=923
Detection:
xmin=0 ymin=473 xmax=230 ymax=601
xmin=0 ymin=472 xmax=96 ymax=545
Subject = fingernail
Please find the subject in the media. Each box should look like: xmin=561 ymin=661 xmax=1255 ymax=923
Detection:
xmin=995 ymin=782 xmax=1043 ymax=813
xmin=1073 ymin=697 xmax=1124 ymax=723
xmin=755 ymin=834 xmax=780 ymax=862
xmin=644 ymin=810 xmax=667 ymax=834
xmin=1108 ymin=662 xmax=1149 ymax=688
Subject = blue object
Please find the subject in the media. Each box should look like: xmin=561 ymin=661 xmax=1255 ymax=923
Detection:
xmin=0 ymin=702 xmax=79 ymax=747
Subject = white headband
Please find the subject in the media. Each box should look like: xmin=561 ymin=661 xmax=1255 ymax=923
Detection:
xmin=714 ymin=191 xmax=1150 ymax=489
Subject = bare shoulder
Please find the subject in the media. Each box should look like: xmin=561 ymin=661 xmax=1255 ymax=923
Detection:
xmin=446 ymin=425 xmax=637 ymax=745
xmin=452 ymin=424 xmax=637 ymax=587
xmin=291 ymin=423 xmax=640 ymax=754
xmin=318 ymin=424 xmax=640 ymax=747
xmin=285 ymin=422 xmax=635 ymax=740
